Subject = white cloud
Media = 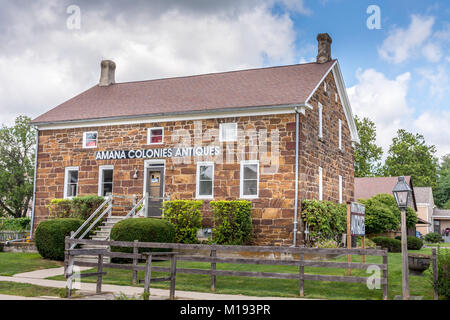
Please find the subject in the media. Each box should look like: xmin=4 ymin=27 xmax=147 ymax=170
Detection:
xmin=416 ymin=66 xmax=449 ymax=100
xmin=413 ymin=111 xmax=450 ymax=159
xmin=378 ymin=15 xmax=435 ymax=63
xmin=0 ymin=1 xmax=301 ymax=126
xmin=421 ymin=42 xmax=443 ymax=63
xmin=347 ymin=68 xmax=413 ymax=155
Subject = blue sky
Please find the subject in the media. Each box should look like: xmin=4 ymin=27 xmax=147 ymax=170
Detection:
xmin=0 ymin=0 xmax=449 ymax=158
xmin=282 ymin=0 xmax=450 ymax=159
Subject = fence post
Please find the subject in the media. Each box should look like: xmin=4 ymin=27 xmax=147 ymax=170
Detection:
xmin=143 ymin=254 xmax=152 ymax=300
xmin=64 ymin=234 xmax=72 ymax=275
xmin=299 ymin=252 xmax=305 ymax=297
xmin=382 ymin=250 xmax=388 ymax=300
xmin=432 ymin=248 xmax=438 ymax=300
xmin=132 ymin=240 xmax=138 ymax=285
xmin=169 ymin=254 xmax=177 ymax=300
xmin=97 ymin=254 xmax=104 ymax=294
xmin=211 ymin=247 xmax=216 ymax=292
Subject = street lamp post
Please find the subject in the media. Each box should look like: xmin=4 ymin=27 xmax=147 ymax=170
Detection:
xmin=392 ymin=176 xmax=412 ymax=300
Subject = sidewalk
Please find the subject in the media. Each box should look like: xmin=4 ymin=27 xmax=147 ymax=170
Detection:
xmin=1 ymin=267 xmax=309 ymax=300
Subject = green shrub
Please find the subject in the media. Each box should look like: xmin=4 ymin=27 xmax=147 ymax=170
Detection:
xmin=358 ymin=197 xmax=399 ymax=234
xmin=211 ymin=200 xmax=253 ymax=245
xmin=46 ymin=196 xmax=106 ymax=221
xmin=301 ymin=200 xmax=346 ymax=244
xmin=425 ymin=232 xmax=444 ymax=243
xmin=357 ymin=237 xmax=376 ymax=249
xmin=0 ymin=217 xmax=31 ymax=231
xmin=435 ymin=247 xmax=450 ymax=300
xmin=372 ymin=236 xmax=401 ymax=252
xmin=394 ymin=235 xmax=423 ymax=250
xmin=110 ymin=218 xmax=176 ymax=262
xmin=46 ymin=199 xmax=73 ymax=218
xmin=162 ymin=200 xmax=203 ymax=244
xmin=35 ymin=218 xmax=84 ymax=261
xmin=71 ymin=195 xmax=106 ymax=220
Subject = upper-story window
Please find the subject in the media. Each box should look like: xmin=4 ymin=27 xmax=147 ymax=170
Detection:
xmin=64 ymin=166 xmax=79 ymax=199
xmin=240 ymin=160 xmax=259 ymax=199
xmin=219 ymin=123 xmax=237 ymax=142
xmin=318 ymin=102 xmax=323 ymax=138
xmin=339 ymin=175 xmax=343 ymax=204
xmin=83 ymin=131 xmax=98 ymax=148
xmin=324 ymin=82 xmax=327 ymax=93
xmin=148 ymin=127 xmax=164 ymax=144
xmin=338 ymin=119 xmax=342 ymax=150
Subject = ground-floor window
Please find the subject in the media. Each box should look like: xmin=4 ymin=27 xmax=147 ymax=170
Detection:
xmin=98 ymin=165 xmax=114 ymax=196
xmin=240 ymin=160 xmax=259 ymax=199
xmin=64 ymin=166 xmax=79 ymax=199
xmin=196 ymin=162 xmax=214 ymax=199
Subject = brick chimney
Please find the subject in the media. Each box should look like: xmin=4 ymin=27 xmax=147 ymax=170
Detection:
xmin=316 ymin=33 xmax=332 ymax=64
xmin=99 ymin=60 xmax=116 ymax=86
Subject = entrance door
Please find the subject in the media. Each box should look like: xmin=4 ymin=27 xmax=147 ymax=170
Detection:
xmin=146 ymin=165 xmax=164 ymax=217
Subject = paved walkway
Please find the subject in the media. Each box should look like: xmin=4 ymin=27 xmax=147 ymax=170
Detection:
xmin=1 ymin=267 xmax=309 ymax=300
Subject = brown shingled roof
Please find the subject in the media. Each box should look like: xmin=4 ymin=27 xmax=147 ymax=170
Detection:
xmin=31 ymin=60 xmax=336 ymax=124
xmin=354 ymin=176 xmax=417 ymax=211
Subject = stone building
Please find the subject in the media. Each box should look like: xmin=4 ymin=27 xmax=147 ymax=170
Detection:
xmin=30 ymin=33 xmax=359 ymax=246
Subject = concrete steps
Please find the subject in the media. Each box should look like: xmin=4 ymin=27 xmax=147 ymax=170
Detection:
xmin=74 ymin=216 xmax=126 ymax=264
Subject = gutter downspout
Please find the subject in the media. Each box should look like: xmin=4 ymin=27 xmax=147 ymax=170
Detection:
xmin=30 ymin=127 xmax=39 ymax=239
xmin=293 ymin=107 xmax=300 ymax=247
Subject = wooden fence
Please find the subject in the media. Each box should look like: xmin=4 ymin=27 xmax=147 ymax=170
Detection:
xmin=65 ymin=238 xmax=389 ymax=299
xmin=0 ymin=231 xmax=28 ymax=242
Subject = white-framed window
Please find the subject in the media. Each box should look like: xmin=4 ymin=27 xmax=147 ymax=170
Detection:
xmin=147 ymin=127 xmax=164 ymax=145
xmin=219 ymin=123 xmax=237 ymax=142
xmin=335 ymin=92 xmax=338 ymax=103
xmin=196 ymin=162 xmax=214 ymax=199
xmin=339 ymin=175 xmax=343 ymax=204
xmin=83 ymin=131 xmax=98 ymax=148
xmin=338 ymin=119 xmax=342 ymax=150
xmin=324 ymin=82 xmax=327 ymax=93
xmin=318 ymin=166 xmax=323 ymax=201
xmin=240 ymin=160 xmax=259 ymax=199
xmin=64 ymin=166 xmax=79 ymax=199
xmin=98 ymin=165 xmax=114 ymax=197
xmin=318 ymin=102 xmax=323 ymax=138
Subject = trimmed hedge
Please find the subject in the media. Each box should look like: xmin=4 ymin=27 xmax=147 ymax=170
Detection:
xmin=395 ymin=235 xmax=423 ymax=250
xmin=46 ymin=195 xmax=106 ymax=220
xmin=35 ymin=218 xmax=84 ymax=261
xmin=110 ymin=218 xmax=176 ymax=260
xmin=372 ymin=236 xmax=401 ymax=252
xmin=211 ymin=200 xmax=253 ymax=245
xmin=162 ymin=200 xmax=203 ymax=244
xmin=424 ymin=232 xmax=444 ymax=243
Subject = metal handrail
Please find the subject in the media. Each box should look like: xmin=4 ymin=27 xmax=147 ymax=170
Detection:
xmin=125 ymin=195 xmax=146 ymax=219
xmin=70 ymin=196 xmax=111 ymax=240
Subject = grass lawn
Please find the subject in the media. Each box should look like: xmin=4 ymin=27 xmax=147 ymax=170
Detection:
xmin=425 ymin=242 xmax=450 ymax=247
xmin=48 ymin=248 xmax=439 ymax=300
xmin=0 ymin=252 xmax=62 ymax=276
xmin=0 ymin=281 xmax=64 ymax=297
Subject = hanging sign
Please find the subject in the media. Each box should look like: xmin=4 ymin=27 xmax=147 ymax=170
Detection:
xmin=350 ymin=202 xmax=365 ymax=236
xmin=95 ymin=146 xmax=220 ymax=161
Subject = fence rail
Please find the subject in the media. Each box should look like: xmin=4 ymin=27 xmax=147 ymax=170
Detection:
xmin=0 ymin=231 xmax=28 ymax=242
xmin=65 ymin=238 xmax=389 ymax=299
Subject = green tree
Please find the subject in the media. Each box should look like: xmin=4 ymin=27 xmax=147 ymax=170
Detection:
xmin=0 ymin=116 xmax=35 ymax=218
xmin=354 ymin=115 xmax=383 ymax=177
xmin=434 ymin=154 xmax=450 ymax=208
xmin=383 ymin=129 xmax=438 ymax=188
